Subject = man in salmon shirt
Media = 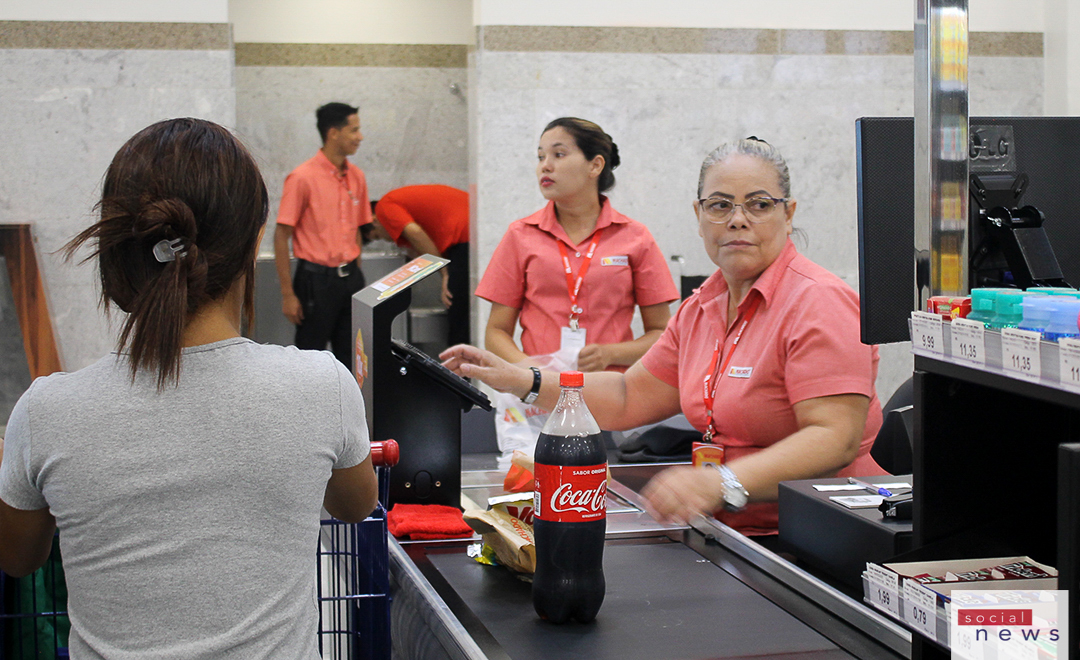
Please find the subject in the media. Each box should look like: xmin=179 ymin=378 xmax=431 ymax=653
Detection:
xmin=370 ymin=185 xmax=470 ymax=345
xmin=274 ymin=102 xmax=371 ymax=369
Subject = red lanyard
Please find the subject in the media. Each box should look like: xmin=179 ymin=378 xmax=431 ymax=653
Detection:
xmin=557 ymin=229 xmax=604 ymax=329
xmin=702 ymin=295 xmax=762 ymax=443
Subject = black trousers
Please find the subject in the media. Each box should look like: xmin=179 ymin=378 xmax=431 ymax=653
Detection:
xmin=444 ymin=242 xmax=470 ymax=346
xmin=293 ymin=259 xmax=366 ymax=370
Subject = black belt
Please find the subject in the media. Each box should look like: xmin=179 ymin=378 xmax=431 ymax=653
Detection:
xmin=299 ymin=259 xmax=358 ymax=278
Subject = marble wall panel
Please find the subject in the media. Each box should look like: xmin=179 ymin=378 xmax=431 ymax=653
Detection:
xmin=0 ymin=48 xmax=235 ymax=370
xmin=472 ymin=49 xmax=1043 ymax=402
xmin=233 ymin=65 xmax=469 ymax=255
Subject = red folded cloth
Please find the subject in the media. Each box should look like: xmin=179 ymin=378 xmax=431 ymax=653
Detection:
xmin=387 ymin=504 xmax=474 ymax=540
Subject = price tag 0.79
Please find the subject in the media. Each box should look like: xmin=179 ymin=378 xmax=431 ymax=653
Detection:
xmin=1001 ymin=327 xmax=1042 ymax=381
xmin=911 ymin=311 xmax=944 ymax=356
xmin=1060 ymin=338 xmax=1080 ymax=392
xmin=903 ymin=579 xmax=940 ymax=642
xmin=951 ymin=318 xmax=986 ymax=367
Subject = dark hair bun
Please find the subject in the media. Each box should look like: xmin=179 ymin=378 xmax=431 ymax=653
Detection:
xmin=608 ymin=142 xmax=621 ymax=170
xmin=65 ymin=118 xmax=267 ymax=389
xmin=133 ymin=198 xmax=198 ymax=244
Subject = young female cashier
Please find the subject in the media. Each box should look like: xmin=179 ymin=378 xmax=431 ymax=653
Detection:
xmin=0 ymin=118 xmax=378 ymax=658
xmin=446 ymin=138 xmax=885 ymax=535
xmin=475 ymin=117 xmax=679 ymax=373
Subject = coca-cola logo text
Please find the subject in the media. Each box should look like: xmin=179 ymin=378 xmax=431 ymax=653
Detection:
xmin=533 ymin=462 xmax=608 ymax=523
xmin=549 ymin=480 xmax=607 ymax=514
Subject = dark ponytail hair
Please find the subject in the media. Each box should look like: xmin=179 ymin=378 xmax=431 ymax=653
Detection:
xmin=541 ymin=117 xmax=621 ymax=195
xmin=65 ymin=118 xmax=269 ymax=389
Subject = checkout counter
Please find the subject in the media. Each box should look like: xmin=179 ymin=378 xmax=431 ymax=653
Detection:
xmin=354 ymin=258 xmax=913 ymax=660
xmin=388 ymin=462 xmax=911 ymax=660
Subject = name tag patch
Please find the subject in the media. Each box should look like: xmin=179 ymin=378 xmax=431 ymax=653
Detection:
xmin=727 ymin=366 xmax=753 ymax=378
xmin=601 ymin=255 xmax=629 ymax=266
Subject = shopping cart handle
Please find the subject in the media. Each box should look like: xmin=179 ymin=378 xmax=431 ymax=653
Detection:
xmin=371 ymin=439 xmax=399 ymax=467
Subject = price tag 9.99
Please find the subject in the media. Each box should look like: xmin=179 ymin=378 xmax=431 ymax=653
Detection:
xmin=1001 ymin=327 xmax=1042 ymax=381
xmin=1060 ymin=338 xmax=1080 ymax=392
xmin=951 ymin=318 xmax=986 ymax=367
xmin=911 ymin=311 xmax=944 ymax=356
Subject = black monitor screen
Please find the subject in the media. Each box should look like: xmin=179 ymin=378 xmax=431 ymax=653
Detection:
xmin=856 ymin=116 xmax=1080 ymax=345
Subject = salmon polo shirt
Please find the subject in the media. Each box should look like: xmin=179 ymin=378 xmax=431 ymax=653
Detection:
xmin=475 ymin=199 xmax=679 ymax=366
xmin=641 ymin=239 xmax=886 ymax=535
xmin=374 ymin=185 xmax=469 ymax=255
xmin=276 ymin=150 xmax=371 ymax=268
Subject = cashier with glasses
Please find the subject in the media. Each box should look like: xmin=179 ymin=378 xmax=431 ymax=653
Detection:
xmin=444 ymin=137 xmax=886 ymax=535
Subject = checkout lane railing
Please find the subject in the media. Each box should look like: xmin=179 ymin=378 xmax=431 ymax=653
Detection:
xmin=388 ymin=539 xmax=491 ymax=660
xmin=689 ymin=515 xmax=912 ymax=658
xmin=604 ymin=470 xmax=910 ymax=657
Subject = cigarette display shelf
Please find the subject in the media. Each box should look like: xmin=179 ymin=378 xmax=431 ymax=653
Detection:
xmin=909 ymin=324 xmax=1080 ymax=660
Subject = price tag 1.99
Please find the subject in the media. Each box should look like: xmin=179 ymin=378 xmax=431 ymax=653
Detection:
xmin=951 ymin=624 xmax=986 ymax=660
xmin=903 ymin=579 xmax=940 ymax=642
xmin=1059 ymin=338 xmax=1080 ymax=392
xmin=951 ymin=318 xmax=986 ymax=367
xmin=911 ymin=311 xmax=944 ymax=357
xmin=865 ymin=563 xmax=901 ymax=618
xmin=1001 ymin=327 xmax=1042 ymax=381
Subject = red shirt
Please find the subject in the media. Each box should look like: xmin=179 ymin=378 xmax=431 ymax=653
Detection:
xmin=476 ymin=198 xmax=679 ymax=370
xmin=641 ymin=239 xmax=885 ymax=535
xmin=374 ymin=185 xmax=468 ymax=255
xmin=276 ymin=150 xmax=371 ymax=267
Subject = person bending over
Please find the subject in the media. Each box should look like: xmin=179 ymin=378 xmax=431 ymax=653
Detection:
xmin=370 ymin=184 xmax=471 ymax=345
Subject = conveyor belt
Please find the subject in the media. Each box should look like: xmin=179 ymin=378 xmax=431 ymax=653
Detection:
xmin=391 ymin=465 xmax=911 ymax=660
xmin=423 ymin=539 xmax=855 ymax=660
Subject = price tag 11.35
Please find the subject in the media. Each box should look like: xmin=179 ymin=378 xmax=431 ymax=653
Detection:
xmin=950 ymin=318 xmax=986 ymax=367
xmin=1060 ymin=338 xmax=1080 ymax=392
xmin=1001 ymin=327 xmax=1042 ymax=381
xmin=911 ymin=311 xmax=944 ymax=356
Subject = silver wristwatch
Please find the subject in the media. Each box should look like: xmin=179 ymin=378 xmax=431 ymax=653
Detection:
xmin=710 ymin=464 xmax=749 ymax=512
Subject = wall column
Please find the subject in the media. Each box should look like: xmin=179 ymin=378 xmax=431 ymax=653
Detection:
xmin=1044 ymin=0 xmax=1080 ymax=115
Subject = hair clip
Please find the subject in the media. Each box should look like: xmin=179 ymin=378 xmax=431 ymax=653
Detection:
xmin=153 ymin=238 xmax=187 ymax=263
xmin=745 ymin=135 xmax=770 ymax=145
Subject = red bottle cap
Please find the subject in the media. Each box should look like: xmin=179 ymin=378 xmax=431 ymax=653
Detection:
xmin=560 ymin=371 xmax=584 ymax=387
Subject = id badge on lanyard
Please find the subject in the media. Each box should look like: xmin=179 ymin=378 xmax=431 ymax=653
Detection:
xmin=693 ymin=296 xmax=762 ymax=467
xmin=691 ymin=442 xmax=725 ymax=468
xmin=558 ymin=230 xmax=602 ymax=354
xmin=561 ymin=326 xmax=587 ymax=354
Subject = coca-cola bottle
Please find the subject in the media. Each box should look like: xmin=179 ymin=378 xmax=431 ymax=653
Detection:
xmin=532 ymin=371 xmax=606 ymax=624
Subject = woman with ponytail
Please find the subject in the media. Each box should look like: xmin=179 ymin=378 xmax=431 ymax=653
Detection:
xmin=476 ymin=117 xmax=679 ymax=373
xmin=0 ymin=118 xmax=378 ymax=659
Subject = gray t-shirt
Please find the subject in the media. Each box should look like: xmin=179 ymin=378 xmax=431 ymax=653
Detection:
xmin=0 ymin=338 xmax=370 ymax=659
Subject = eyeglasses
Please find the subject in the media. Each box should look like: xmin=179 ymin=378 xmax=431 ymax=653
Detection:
xmin=696 ymin=196 xmax=788 ymax=224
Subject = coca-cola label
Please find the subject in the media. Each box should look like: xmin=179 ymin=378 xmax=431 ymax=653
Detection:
xmin=533 ymin=463 xmax=607 ymax=523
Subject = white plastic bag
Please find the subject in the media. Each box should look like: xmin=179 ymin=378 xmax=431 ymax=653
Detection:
xmin=493 ymin=349 xmax=577 ymax=469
